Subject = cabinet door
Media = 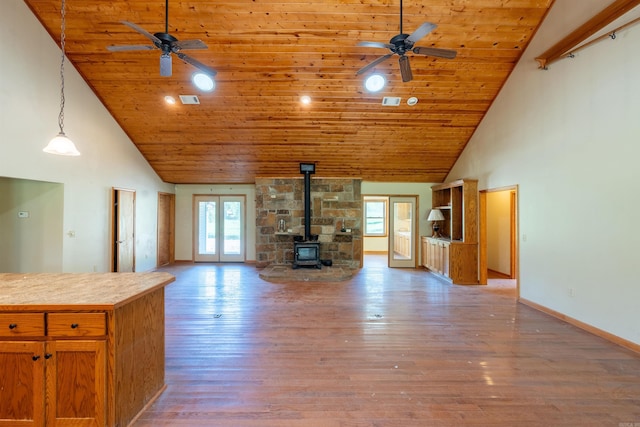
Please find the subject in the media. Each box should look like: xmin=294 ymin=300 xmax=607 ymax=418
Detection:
xmin=421 ymin=238 xmax=428 ymax=267
xmin=0 ymin=341 xmax=45 ymax=426
xmin=45 ymin=340 xmax=106 ymax=427
xmin=427 ymin=240 xmax=436 ymax=270
xmin=441 ymin=242 xmax=450 ymax=278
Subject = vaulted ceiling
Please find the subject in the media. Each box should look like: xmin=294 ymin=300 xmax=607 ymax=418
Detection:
xmin=24 ymin=0 xmax=554 ymax=184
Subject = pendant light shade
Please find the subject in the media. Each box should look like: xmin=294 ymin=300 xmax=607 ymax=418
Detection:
xmin=44 ymin=132 xmax=81 ymax=156
xmin=44 ymin=0 xmax=80 ymax=156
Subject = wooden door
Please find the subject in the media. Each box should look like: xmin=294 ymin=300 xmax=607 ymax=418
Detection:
xmin=112 ymin=188 xmax=135 ymax=272
xmin=157 ymin=192 xmax=175 ymax=267
xmin=45 ymin=340 xmax=106 ymax=427
xmin=0 ymin=341 xmax=45 ymax=426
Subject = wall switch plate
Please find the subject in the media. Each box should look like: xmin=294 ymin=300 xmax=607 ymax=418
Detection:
xmin=18 ymin=211 xmax=30 ymax=218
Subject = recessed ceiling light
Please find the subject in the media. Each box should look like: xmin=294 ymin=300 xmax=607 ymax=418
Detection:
xmin=300 ymin=95 xmax=311 ymax=105
xmin=364 ymin=74 xmax=386 ymax=92
xmin=407 ymin=97 xmax=418 ymax=106
xmin=192 ymin=72 xmax=216 ymax=92
xmin=164 ymin=95 xmax=176 ymax=104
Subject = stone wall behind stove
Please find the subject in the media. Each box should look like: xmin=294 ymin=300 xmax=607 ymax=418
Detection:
xmin=255 ymin=177 xmax=362 ymax=269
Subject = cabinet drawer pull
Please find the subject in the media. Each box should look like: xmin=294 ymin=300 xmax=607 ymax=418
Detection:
xmin=45 ymin=353 xmax=53 ymax=359
xmin=32 ymin=355 xmax=40 ymax=361
xmin=71 ymin=323 xmax=79 ymax=329
xmin=8 ymin=323 xmax=17 ymax=329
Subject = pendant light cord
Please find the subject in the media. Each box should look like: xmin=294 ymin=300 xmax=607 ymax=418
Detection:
xmin=57 ymin=0 xmax=67 ymax=135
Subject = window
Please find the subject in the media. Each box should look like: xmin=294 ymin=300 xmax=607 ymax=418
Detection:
xmin=364 ymin=197 xmax=387 ymax=236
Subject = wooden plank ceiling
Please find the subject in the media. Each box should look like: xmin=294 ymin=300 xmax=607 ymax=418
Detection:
xmin=24 ymin=0 xmax=554 ymax=184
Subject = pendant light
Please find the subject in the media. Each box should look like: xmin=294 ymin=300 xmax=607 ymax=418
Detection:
xmin=43 ymin=0 xmax=80 ymax=156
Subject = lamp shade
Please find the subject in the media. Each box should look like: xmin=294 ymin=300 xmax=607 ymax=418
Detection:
xmin=427 ymin=209 xmax=445 ymax=221
xmin=43 ymin=133 xmax=80 ymax=156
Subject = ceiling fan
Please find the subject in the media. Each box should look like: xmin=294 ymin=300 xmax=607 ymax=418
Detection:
xmin=356 ymin=0 xmax=456 ymax=82
xmin=107 ymin=0 xmax=216 ymax=78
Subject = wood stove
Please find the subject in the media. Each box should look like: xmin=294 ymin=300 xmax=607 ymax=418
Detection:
xmin=292 ymin=162 xmax=322 ymax=269
xmin=293 ymin=241 xmax=321 ymax=269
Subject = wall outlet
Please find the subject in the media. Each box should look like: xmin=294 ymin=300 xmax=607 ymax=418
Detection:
xmin=569 ymin=288 xmax=575 ymax=297
xmin=18 ymin=211 xmax=30 ymax=218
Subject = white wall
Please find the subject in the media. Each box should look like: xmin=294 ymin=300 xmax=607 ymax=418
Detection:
xmin=447 ymin=0 xmax=640 ymax=344
xmin=0 ymin=1 xmax=174 ymax=272
xmin=175 ymin=184 xmax=256 ymax=262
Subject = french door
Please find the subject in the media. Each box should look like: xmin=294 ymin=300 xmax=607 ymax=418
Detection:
xmin=388 ymin=196 xmax=417 ymax=268
xmin=193 ymin=195 xmax=245 ymax=262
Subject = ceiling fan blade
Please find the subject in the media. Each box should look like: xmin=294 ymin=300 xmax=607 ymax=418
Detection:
xmin=398 ymin=55 xmax=413 ymax=82
xmin=412 ymin=46 xmax=457 ymax=59
xmin=358 ymin=41 xmax=394 ymax=50
xmin=120 ymin=20 xmax=162 ymax=46
xmin=175 ymin=52 xmax=218 ymax=76
xmin=172 ymin=39 xmax=208 ymax=51
xmin=107 ymin=44 xmax=156 ymax=52
xmin=406 ymin=22 xmax=437 ymax=45
xmin=356 ymin=53 xmax=393 ymax=75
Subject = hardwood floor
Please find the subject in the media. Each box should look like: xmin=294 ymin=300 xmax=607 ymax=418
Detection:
xmin=135 ymin=256 xmax=640 ymax=426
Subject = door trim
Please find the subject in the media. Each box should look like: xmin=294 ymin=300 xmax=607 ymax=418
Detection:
xmin=388 ymin=195 xmax=418 ymax=268
xmin=192 ymin=194 xmax=246 ymax=263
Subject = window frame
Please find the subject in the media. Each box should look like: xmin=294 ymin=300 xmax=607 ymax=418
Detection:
xmin=363 ymin=197 xmax=388 ymax=237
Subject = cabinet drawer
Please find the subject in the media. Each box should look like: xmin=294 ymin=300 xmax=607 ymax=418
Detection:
xmin=0 ymin=313 xmax=45 ymax=337
xmin=47 ymin=313 xmax=106 ymax=337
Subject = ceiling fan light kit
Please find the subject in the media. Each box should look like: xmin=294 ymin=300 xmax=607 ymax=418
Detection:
xmin=364 ymin=74 xmax=386 ymax=92
xmin=192 ymin=72 xmax=215 ymax=92
xmin=357 ymin=0 xmax=457 ymax=83
xmin=107 ymin=0 xmax=217 ymax=87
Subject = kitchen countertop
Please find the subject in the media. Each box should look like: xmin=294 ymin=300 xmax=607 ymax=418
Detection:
xmin=0 ymin=272 xmax=175 ymax=311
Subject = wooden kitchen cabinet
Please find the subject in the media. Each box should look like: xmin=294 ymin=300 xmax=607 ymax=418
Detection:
xmin=0 ymin=313 xmax=106 ymax=426
xmin=0 ymin=272 xmax=174 ymax=427
xmin=422 ymin=236 xmax=450 ymax=278
xmin=46 ymin=314 xmax=106 ymax=427
xmin=0 ymin=341 xmax=45 ymax=426
xmin=425 ymin=179 xmax=479 ymax=285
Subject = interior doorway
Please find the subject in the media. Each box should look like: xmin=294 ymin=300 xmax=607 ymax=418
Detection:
xmin=111 ymin=188 xmax=135 ymax=272
xmin=479 ymin=186 xmax=518 ymax=293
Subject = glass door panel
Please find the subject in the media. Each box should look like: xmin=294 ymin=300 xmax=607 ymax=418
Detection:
xmin=220 ymin=197 xmax=244 ymax=262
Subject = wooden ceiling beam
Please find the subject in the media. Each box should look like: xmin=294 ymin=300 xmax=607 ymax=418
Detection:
xmin=535 ymin=0 xmax=640 ymax=69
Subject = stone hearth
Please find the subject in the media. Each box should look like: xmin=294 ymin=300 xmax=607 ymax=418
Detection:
xmin=259 ymin=265 xmax=354 ymax=283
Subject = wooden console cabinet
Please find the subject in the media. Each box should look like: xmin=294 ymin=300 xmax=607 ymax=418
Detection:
xmin=424 ymin=179 xmax=479 ymax=285
xmin=0 ymin=272 xmax=174 ymax=427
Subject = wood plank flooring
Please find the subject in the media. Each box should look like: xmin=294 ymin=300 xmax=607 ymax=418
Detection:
xmin=134 ymin=255 xmax=640 ymax=426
